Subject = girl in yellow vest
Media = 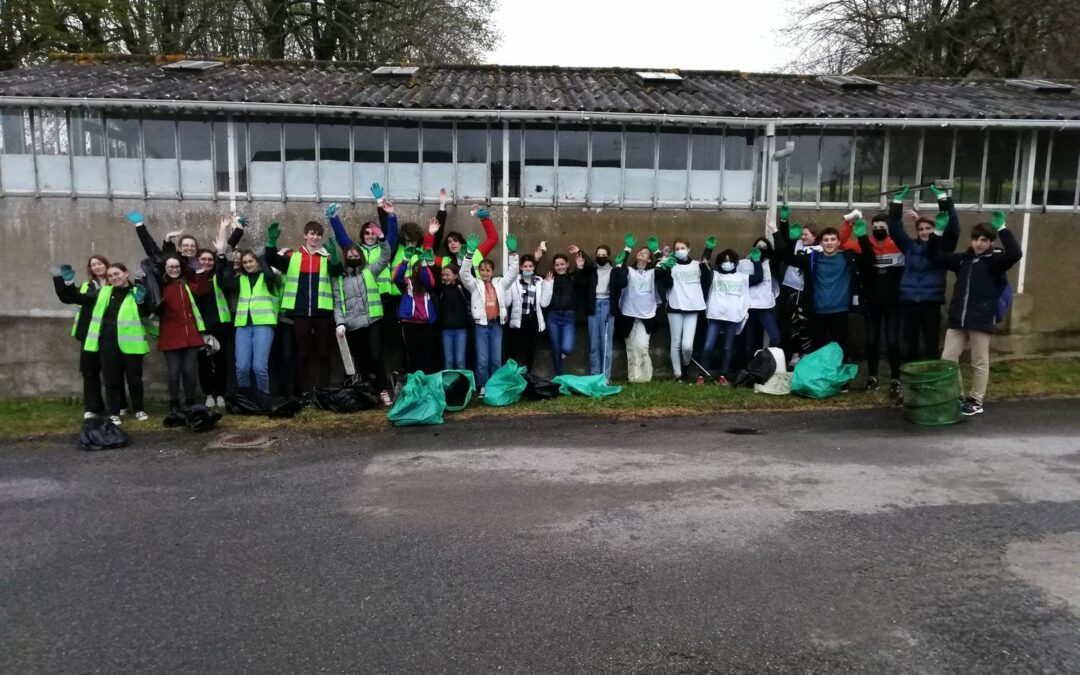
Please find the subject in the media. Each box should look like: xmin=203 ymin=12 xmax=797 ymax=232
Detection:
xmin=156 ymin=254 xmax=212 ymax=415
xmin=333 ymin=227 xmax=392 ymax=405
xmin=218 ymin=248 xmax=280 ymax=394
xmin=53 ymin=255 xmax=114 ymax=419
xmin=82 ymin=263 xmax=152 ymax=425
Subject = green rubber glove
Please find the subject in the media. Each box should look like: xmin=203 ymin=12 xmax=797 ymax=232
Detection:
xmin=934 ymin=212 xmax=949 ymax=233
xmin=779 ymin=205 xmax=791 ymax=222
xmin=660 ymin=255 xmax=677 ymax=271
xmin=465 ymin=233 xmax=480 ymax=253
xmin=749 ymin=248 xmax=762 ymax=263
xmin=505 ymin=234 xmax=517 ymax=254
xmin=853 ymin=219 xmax=868 ymax=238
xmin=647 ymin=236 xmax=659 ymax=253
xmin=705 ymin=235 xmax=716 ymax=249
xmin=992 ymin=211 xmax=1006 ymax=231
xmin=624 ymin=232 xmax=637 ymax=249
xmin=614 ymin=249 xmax=628 ymax=266
xmin=404 ymin=245 xmax=418 ymax=260
xmin=421 ymin=248 xmax=435 ymax=265
xmin=60 ymin=264 xmax=76 ymax=282
xmin=892 ymin=185 xmax=910 ymax=203
xmin=267 ymin=222 xmax=281 ymax=248
xmin=788 ymin=222 xmax=803 ymax=240
xmin=929 ymin=184 xmax=946 ymax=199
xmin=325 ymin=237 xmax=339 ymax=265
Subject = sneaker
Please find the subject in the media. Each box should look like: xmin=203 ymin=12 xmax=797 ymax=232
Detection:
xmin=961 ymin=399 xmax=984 ymax=416
xmin=840 ymin=384 xmax=850 ymax=394
xmin=479 ymin=387 xmax=486 ymax=398
xmin=119 ymin=409 xmax=128 ymax=417
xmin=694 ymin=376 xmax=705 ymax=386
xmin=215 ymin=396 xmax=226 ymax=408
xmin=205 ymin=395 xmax=216 ymax=409
xmin=379 ymin=390 xmax=393 ymax=407
xmin=863 ymin=376 xmax=879 ymax=392
xmin=135 ymin=411 xmax=149 ymax=422
xmin=889 ymin=379 xmax=903 ymax=404
xmin=110 ymin=415 xmax=123 ymax=426
xmin=716 ymin=375 xmax=729 ymax=386
xmin=83 ymin=411 xmax=95 ymax=420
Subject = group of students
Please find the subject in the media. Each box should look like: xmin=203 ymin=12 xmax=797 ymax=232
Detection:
xmin=52 ymin=182 xmax=1021 ymax=424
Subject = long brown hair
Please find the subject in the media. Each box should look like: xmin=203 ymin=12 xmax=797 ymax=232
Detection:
xmin=86 ymin=255 xmax=110 ymax=282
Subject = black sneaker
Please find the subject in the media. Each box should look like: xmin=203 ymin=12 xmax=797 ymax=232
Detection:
xmin=889 ymin=379 xmax=903 ymax=404
xmin=863 ymin=376 xmax=879 ymax=392
xmin=961 ymin=398 xmax=984 ymax=416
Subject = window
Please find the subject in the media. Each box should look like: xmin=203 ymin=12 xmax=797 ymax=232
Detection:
xmin=319 ymin=121 xmax=351 ymax=199
xmin=1045 ymin=130 xmax=1080 ymax=206
xmin=778 ymin=129 xmax=819 ymax=203
xmin=523 ymin=123 xmax=555 ymax=204
xmin=886 ymin=129 xmax=920 ymax=197
xmin=688 ymin=129 xmax=721 ymax=203
xmin=248 ymin=120 xmax=282 ymax=197
xmin=490 ymin=124 xmax=520 ymax=200
xmin=284 ymin=121 xmax=316 ymax=198
xmin=590 ymin=126 xmax=622 ymax=205
xmin=387 ymin=121 xmax=419 ymax=200
xmin=107 ymin=115 xmax=143 ymax=195
xmin=723 ymin=129 xmax=755 ymax=203
xmin=178 ymin=118 xmax=213 ymax=197
xmin=0 ymin=109 xmax=34 ymax=192
xmin=852 ymin=129 xmax=885 ymax=203
xmin=34 ymin=109 xmax=71 ymax=193
xmin=656 ymin=128 xmax=688 ymax=204
xmin=456 ymin=123 xmax=487 ymax=201
xmin=71 ymin=111 xmax=107 ymax=194
xmin=624 ymin=126 xmax=655 ymax=203
xmin=557 ymin=124 xmax=588 ymax=202
xmin=820 ymin=130 xmax=853 ymax=203
xmin=353 ymin=120 xmax=385 ymax=199
xmin=421 ymin=123 xmax=453 ymax=200
xmin=984 ymin=129 xmax=1020 ymax=205
xmin=952 ymin=129 xmax=984 ymax=204
xmin=920 ymin=128 xmax=953 ymax=205
xmin=213 ymin=119 xmax=247 ymax=195
xmin=143 ymin=117 xmax=177 ymax=196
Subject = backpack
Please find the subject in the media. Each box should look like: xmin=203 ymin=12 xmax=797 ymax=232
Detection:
xmin=995 ymin=279 xmax=1013 ymax=324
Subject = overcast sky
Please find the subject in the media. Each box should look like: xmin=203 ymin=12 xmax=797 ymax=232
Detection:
xmin=486 ymin=0 xmax=797 ymax=72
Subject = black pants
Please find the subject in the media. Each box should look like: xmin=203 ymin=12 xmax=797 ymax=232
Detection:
xmin=198 ymin=323 xmax=231 ymax=397
xmin=506 ymin=312 xmax=540 ymax=371
xmin=79 ymin=348 xmax=108 ymax=415
xmin=779 ymin=286 xmax=812 ymax=359
xmin=380 ymin=295 xmax=403 ymax=373
xmin=164 ymin=347 xmax=200 ymax=404
xmin=810 ymin=312 xmax=849 ymax=356
xmin=863 ymin=303 xmax=901 ymax=380
xmin=346 ymin=324 xmax=388 ymax=392
xmin=99 ymin=338 xmax=144 ymax=415
xmin=293 ymin=316 xmax=335 ymax=392
xmin=270 ymin=321 xmax=299 ymax=398
xmin=900 ymin=302 xmax=943 ymax=363
xmin=401 ymin=322 xmax=437 ymax=374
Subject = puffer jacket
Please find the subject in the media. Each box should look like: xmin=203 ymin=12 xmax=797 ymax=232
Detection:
xmin=888 ymin=199 xmax=961 ymax=304
xmin=333 ymin=240 xmax=391 ymax=330
xmin=928 ymin=226 xmax=1022 ymax=333
xmin=459 ymin=253 xmax=520 ymax=326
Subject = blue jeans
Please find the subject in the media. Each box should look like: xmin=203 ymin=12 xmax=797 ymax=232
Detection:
xmin=588 ymin=298 xmax=614 ymax=379
xmin=474 ymin=322 xmax=503 ymax=387
xmin=547 ymin=309 xmax=576 ymax=375
xmin=702 ymin=319 xmax=739 ymax=377
xmin=442 ymin=328 xmax=468 ymax=371
xmin=235 ymin=325 xmax=274 ymax=393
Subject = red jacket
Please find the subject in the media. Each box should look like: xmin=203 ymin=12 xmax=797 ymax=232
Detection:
xmin=157 ymin=273 xmax=209 ymax=351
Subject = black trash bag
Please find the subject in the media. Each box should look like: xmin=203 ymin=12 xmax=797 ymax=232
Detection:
xmin=226 ymin=388 xmax=302 ymax=418
xmin=163 ymin=411 xmax=187 ymax=428
xmin=733 ymin=348 xmax=779 ymax=388
xmin=136 ymin=257 xmax=163 ymax=309
xmin=522 ymin=372 xmax=563 ymax=400
xmin=77 ymin=417 xmax=130 ymax=451
xmin=311 ymin=382 xmax=379 ymax=413
xmin=185 ymin=404 xmax=222 ymax=432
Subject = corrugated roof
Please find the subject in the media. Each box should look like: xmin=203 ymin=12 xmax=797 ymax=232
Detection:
xmin=1 ymin=53 xmax=1079 ymax=121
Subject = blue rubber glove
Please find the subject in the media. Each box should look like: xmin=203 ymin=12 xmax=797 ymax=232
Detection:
xmin=370 ymin=183 xmax=384 ymax=200
xmin=132 ymin=285 xmax=147 ymax=304
xmin=236 ymin=215 xmax=249 ymax=227
xmin=60 ymin=264 xmax=75 ymax=282
xmin=475 ymin=208 xmax=491 ymax=220
xmin=325 ymin=203 xmax=339 ymax=219
xmin=126 ymin=212 xmax=144 ymax=226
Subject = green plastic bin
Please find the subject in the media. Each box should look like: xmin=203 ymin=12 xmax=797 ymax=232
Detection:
xmin=900 ymin=360 xmax=963 ymax=426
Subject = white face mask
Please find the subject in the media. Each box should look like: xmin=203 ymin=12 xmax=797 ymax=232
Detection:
xmin=720 ymin=262 xmax=735 ymax=272
xmin=674 ymin=249 xmax=689 ymax=261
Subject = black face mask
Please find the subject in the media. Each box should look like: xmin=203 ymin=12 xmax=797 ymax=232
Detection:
xmin=595 ymin=256 xmax=609 ymax=266
xmin=872 ymin=229 xmax=888 ymax=242
xmin=345 ymin=258 xmax=362 ymax=268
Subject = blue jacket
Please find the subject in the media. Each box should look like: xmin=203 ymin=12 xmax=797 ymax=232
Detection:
xmin=888 ymin=199 xmax=960 ymax=304
xmin=928 ymin=227 xmax=1022 ymax=333
xmin=392 ymin=261 xmax=437 ymax=324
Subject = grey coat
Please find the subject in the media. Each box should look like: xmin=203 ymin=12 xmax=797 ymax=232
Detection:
xmin=333 ymin=240 xmax=391 ymax=330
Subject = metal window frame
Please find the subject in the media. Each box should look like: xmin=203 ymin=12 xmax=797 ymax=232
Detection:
xmin=522 ymin=122 xmax=555 ymax=207
xmin=315 ymin=119 xmax=351 ymax=202
xmin=586 ymin=123 xmax=622 ymax=208
xmin=28 ymin=109 xmax=41 ymax=198
xmin=913 ymin=129 xmax=925 ymax=210
xmin=140 ymin=114 xmax=180 ymax=200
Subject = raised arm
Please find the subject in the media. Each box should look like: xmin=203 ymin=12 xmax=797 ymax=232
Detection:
xmin=128 ymin=212 xmax=163 ymax=260
xmin=988 ymin=213 xmax=1023 ymax=274
xmin=886 ymin=202 xmax=914 ymax=253
xmin=263 ymin=222 xmax=290 ymax=272
xmin=475 ymin=206 xmax=499 ymax=257
xmin=325 ymin=203 xmax=356 ymax=249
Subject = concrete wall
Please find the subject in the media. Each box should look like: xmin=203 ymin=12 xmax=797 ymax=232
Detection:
xmin=2 ymin=196 xmax=1077 ymax=398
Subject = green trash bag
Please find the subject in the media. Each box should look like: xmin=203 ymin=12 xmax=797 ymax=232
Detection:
xmin=440 ymin=369 xmax=476 ymax=412
xmin=551 ymin=374 xmax=623 ymax=399
xmin=791 ymin=342 xmax=857 ymax=399
xmin=387 ymin=371 xmax=447 ymax=426
xmin=483 ymin=359 xmax=528 ymax=407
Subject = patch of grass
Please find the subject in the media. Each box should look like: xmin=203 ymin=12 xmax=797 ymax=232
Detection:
xmin=2 ymin=357 xmax=1078 ymax=440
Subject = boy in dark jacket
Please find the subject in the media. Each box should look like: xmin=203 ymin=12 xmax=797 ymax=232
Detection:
xmin=928 ymin=212 xmax=1022 ymax=415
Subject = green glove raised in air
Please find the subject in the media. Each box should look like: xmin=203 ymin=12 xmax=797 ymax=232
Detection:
xmin=421 ymin=248 xmax=436 ymax=265
xmin=749 ymin=248 xmax=762 ymax=263
xmin=779 ymin=204 xmax=791 ymax=222
xmin=705 ymin=235 xmax=717 ymax=249
xmin=267 ymin=222 xmax=281 ymax=248
xmin=647 ymin=236 xmax=660 ymax=253
xmin=992 ymin=211 xmax=1006 ymax=231
xmin=325 ymin=237 xmax=339 ymax=265
xmin=505 ymin=234 xmax=517 ymax=254
xmin=404 ymin=245 xmax=418 ymax=259
xmin=614 ymin=249 xmax=628 ymax=266
xmin=853 ymin=219 xmax=868 ymax=238
xmin=929 ymin=184 xmax=947 ymax=200
xmin=660 ymin=255 xmax=677 ymax=271
xmin=465 ymin=233 xmax=481 ymax=253
xmin=934 ymin=212 xmax=949 ymax=233
xmin=624 ymin=232 xmax=637 ymax=249
xmin=788 ymin=221 xmax=803 ymax=241
xmin=892 ymin=185 xmax=910 ymax=203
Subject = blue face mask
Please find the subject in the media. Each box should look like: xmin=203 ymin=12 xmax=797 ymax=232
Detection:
xmin=522 ymin=270 xmax=534 ymax=279
xmin=674 ymin=249 xmax=689 ymax=261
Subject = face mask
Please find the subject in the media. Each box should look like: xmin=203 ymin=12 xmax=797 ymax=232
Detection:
xmin=872 ymin=229 xmax=888 ymax=241
xmin=595 ymin=256 xmax=609 ymax=266
xmin=674 ymin=250 xmax=689 ymax=261
xmin=720 ymin=262 xmax=735 ymax=272
xmin=345 ymin=258 xmax=362 ymax=268
xmin=522 ymin=271 xmax=534 ymax=279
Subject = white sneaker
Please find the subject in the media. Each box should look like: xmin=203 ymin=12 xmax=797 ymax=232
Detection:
xmin=119 ymin=409 xmax=128 ymax=417
xmin=479 ymin=386 xmax=486 ymax=398
xmin=134 ymin=411 xmax=149 ymax=422
xmin=110 ymin=415 xmax=123 ymax=426
xmin=83 ymin=411 xmax=95 ymax=420
xmin=215 ymin=396 xmax=226 ymax=408
xmin=379 ymin=390 xmax=392 ymax=407
xmin=205 ymin=395 xmax=216 ymax=409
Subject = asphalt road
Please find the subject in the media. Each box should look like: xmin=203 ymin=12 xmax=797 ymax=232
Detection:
xmin=3 ymin=400 xmax=1080 ymax=673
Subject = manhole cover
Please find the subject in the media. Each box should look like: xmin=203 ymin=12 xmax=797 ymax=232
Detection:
xmin=206 ymin=432 xmax=276 ymax=450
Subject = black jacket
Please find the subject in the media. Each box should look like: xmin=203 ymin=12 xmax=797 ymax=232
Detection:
xmin=54 ymin=277 xmax=104 ymax=343
xmin=776 ymin=225 xmax=875 ymax=314
xmin=574 ymin=253 xmax=599 ymax=321
xmin=928 ymin=227 xmax=1022 ymax=333
xmin=433 ymin=282 xmax=471 ymax=330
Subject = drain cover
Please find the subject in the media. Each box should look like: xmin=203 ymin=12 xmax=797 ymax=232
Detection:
xmin=206 ymin=432 xmax=276 ymax=449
